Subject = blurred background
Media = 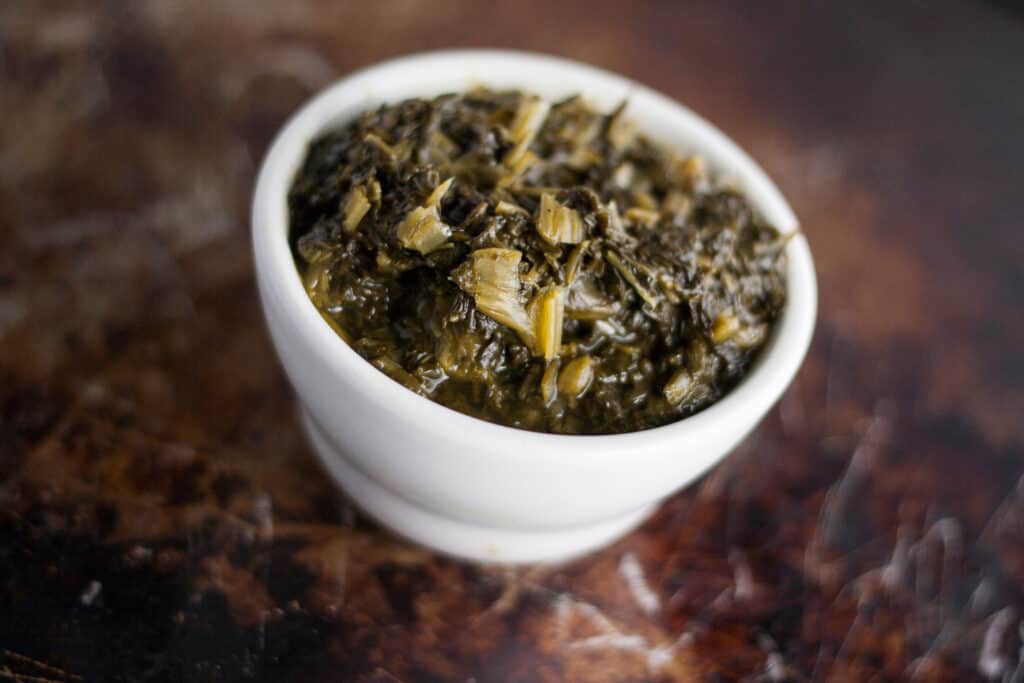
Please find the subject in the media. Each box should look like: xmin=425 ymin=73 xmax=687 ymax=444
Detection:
xmin=1 ymin=2 xmax=1022 ymax=681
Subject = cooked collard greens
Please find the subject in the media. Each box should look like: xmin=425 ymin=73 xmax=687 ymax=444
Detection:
xmin=289 ymin=90 xmax=788 ymax=434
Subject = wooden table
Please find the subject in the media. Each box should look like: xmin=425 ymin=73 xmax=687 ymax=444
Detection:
xmin=2 ymin=2 xmax=1022 ymax=680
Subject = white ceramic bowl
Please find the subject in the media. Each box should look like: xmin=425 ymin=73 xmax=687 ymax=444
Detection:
xmin=252 ymin=49 xmax=816 ymax=563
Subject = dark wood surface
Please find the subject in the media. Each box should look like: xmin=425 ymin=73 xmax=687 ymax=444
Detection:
xmin=2 ymin=2 xmax=1022 ymax=681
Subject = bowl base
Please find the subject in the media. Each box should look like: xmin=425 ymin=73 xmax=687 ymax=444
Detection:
xmin=300 ymin=409 xmax=654 ymax=564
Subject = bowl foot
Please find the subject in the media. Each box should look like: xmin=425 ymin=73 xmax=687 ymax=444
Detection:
xmin=300 ymin=409 xmax=654 ymax=564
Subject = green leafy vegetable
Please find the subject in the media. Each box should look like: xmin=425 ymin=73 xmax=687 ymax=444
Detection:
xmin=289 ymin=89 xmax=788 ymax=434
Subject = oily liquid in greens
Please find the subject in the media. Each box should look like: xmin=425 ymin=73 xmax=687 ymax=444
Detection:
xmin=289 ymin=90 xmax=788 ymax=434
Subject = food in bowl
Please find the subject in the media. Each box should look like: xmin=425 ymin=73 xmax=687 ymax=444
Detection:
xmin=288 ymin=89 xmax=788 ymax=434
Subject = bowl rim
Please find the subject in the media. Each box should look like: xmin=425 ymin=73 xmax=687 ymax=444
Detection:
xmin=252 ymin=48 xmax=817 ymax=454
